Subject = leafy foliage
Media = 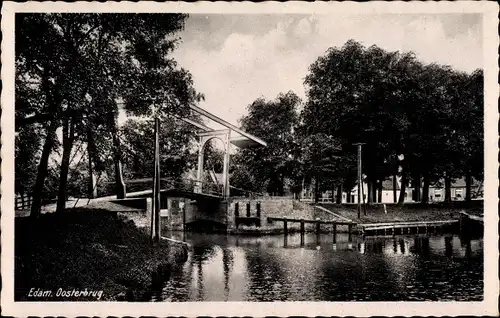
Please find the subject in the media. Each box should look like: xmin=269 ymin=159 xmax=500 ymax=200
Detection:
xmin=15 ymin=13 xmax=203 ymax=215
xmin=232 ymin=40 xmax=483 ymax=203
xmin=232 ymin=92 xmax=301 ymax=195
xmin=302 ymin=40 xmax=483 ymax=203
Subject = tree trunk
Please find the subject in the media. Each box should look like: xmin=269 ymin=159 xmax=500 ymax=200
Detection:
xmin=314 ymin=174 xmax=320 ymax=203
xmin=413 ymin=173 xmax=421 ymax=202
xmin=377 ymin=180 xmax=382 ymax=203
xmin=422 ymin=173 xmax=430 ymax=204
xmin=56 ymin=117 xmax=75 ymax=213
xmin=392 ymin=174 xmax=398 ymax=203
xmin=111 ymin=118 xmax=126 ymax=199
xmin=30 ymin=120 xmax=58 ymax=218
xmin=444 ymin=173 xmax=452 ymax=203
xmin=279 ymin=175 xmax=285 ymax=196
xmin=367 ymin=180 xmax=373 ymax=204
xmin=465 ymin=171 xmax=472 ymax=202
xmin=336 ymin=184 xmax=343 ymax=204
xmin=301 ymin=177 xmax=305 ymax=200
xmin=398 ymin=168 xmax=406 ymax=205
xmin=30 ymin=68 xmax=60 ymax=218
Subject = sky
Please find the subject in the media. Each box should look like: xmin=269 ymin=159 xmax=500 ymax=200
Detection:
xmin=169 ymin=13 xmax=483 ymax=130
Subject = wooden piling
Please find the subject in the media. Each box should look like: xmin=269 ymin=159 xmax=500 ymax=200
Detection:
xmin=283 ymin=219 xmax=288 ymax=235
xmin=333 ymin=223 xmax=337 ymax=243
xmin=459 ymin=214 xmax=463 ymax=235
xmin=315 ymin=220 xmax=321 ymax=235
xmin=348 ymin=224 xmax=352 ymax=242
xmin=300 ymin=219 xmax=305 ymax=235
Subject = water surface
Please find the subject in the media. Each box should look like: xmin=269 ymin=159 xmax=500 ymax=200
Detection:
xmin=156 ymin=233 xmax=483 ymax=301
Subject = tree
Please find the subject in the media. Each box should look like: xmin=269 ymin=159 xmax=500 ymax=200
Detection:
xmin=454 ymin=69 xmax=483 ymax=201
xmin=234 ymin=91 xmax=301 ymax=195
xmin=296 ymin=130 xmax=342 ymax=202
xmin=16 ymin=13 xmax=203 ymax=216
xmin=15 ymin=124 xmax=42 ymax=196
xmin=303 ymin=39 xmax=483 ymax=205
xmin=120 ymin=116 xmax=199 ymax=182
xmin=303 ymin=40 xmax=414 ymax=203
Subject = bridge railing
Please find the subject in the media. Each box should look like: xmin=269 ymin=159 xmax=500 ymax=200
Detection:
xmin=162 ymin=178 xmax=224 ymax=197
xmin=102 ymin=177 xmax=256 ymax=198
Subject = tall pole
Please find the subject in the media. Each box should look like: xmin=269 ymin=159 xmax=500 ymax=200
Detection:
xmin=151 ymin=117 xmax=161 ymax=244
xmin=87 ymin=127 xmax=97 ymax=199
xmin=222 ymin=132 xmax=231 ymax=198
xmin=361 ymin=171 xmax=367 ymax=216
xmin=111 ymin=113 xmax=126 ymax=199
xmin=354 ymin=143 xmax=365 ymax=219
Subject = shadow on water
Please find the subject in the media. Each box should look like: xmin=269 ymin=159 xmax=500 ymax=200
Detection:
xmin=152 ymin=231 xmax=483 ymax=302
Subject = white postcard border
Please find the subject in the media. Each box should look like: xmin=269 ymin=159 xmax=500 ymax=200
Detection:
xmin=2 ymin=1 xmax=498 ymax=316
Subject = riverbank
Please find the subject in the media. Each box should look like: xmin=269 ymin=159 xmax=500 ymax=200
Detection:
xmin=228 ymin=201 xmax=483 ymax=235
xmin=15 ymin=208 xmax=188 ymax=301
xmin=318 ymin=200 xmax=483 ymax=224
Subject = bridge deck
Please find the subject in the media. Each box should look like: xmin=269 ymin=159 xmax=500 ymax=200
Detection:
xmin=126 ymin=189 xmax=223 ymax=201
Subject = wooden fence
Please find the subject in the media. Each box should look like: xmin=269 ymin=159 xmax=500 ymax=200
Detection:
xmin=15 ymin=193 xmax=33 ymax=210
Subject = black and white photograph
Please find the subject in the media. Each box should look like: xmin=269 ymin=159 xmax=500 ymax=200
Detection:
xmin=1 ymin=1 xmax=498 ymax=317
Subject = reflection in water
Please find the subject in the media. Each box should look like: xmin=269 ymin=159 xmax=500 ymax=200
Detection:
xmin=222 ymin=248 xmax=233 ymax=298
xmin=196 ymin=257 xmax=203 ymax=301
xmin=445 ymin=236 xmax=453 ymax=257
xmin=157 ymin=233 xmax=483 ymax=302
xmin=400 ymin=239 xmax=406 ymax=254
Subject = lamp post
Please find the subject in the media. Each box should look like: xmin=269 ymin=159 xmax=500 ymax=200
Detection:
xmin=354 ymin=143 xmax=365 ymax=219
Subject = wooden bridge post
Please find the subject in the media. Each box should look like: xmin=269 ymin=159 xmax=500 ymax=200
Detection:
xmin=459 ymin=213 xmax=464 ymax=236
xmin=348 ymin=223 xmax=352 ymax=242
xmin=315 ymin=218 xmax=321 ymax=235
xmin=333 ymin=222 xmax=337 ymax=243
xmin=283 ymin=218 xmax=288 ymax=235
xmin=299 ymin=219 xmax=305 ymax=246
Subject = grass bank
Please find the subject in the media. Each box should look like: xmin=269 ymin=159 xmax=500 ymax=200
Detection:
xmin=318 ymin=200 xmax=483 ymax=224
xmin=15 ymin=208 xmax=188 ymax=301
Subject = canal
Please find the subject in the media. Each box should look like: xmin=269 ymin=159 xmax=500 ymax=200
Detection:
xmin=155 ymin=233 xmax=483 ymax=301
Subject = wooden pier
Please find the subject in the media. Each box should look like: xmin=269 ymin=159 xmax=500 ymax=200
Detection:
xmin=459 ymin=211 xmax=484 ymax=236
xmin=360 ymin=219 xmax=459 ymax=236
xmin=267 ymin=217 xmax=356 ymax=242
xmin=459 ymin=211 xmax=483 ymax=224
